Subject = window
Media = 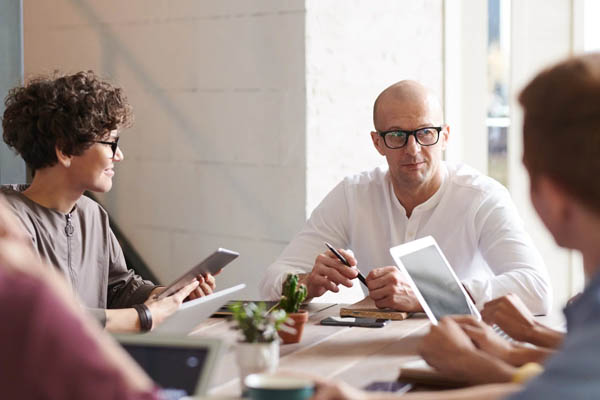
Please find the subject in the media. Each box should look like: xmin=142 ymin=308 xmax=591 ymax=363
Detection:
xmin=584 ymin=0 xmax=600 ymax=52
xmin=486 ymin=0 xmax=511 ymax=186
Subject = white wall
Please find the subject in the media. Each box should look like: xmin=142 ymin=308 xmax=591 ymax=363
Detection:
xmin=22 ymin=0 xmax=444 ymax=300
xmin=443 ymin=0 xmax=488 ymax=172
xmin=583 ymin=0 xmax=600 ymax=51
xmin=22 ymin=0 xmax=581 ymax=307
xmin=23 ymin=0 xmax=307 ymax=298
xmin=304 ymin=0 xmax=443 ymax=303
xmin=305 ymin=0 xmax=443 ymax=213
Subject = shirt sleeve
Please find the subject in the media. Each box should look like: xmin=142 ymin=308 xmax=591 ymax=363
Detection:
xmin=462 ymin=188 xmax=552 ymax=314
xmin=0 ymin=269 xmax=159 ymax=400
xmin=106 ymin=228 xmax=157 ymax=309
xmin=507 ymin=324 xmax=600 ymax=399
xmin=86 ymin=307 xmax=107 ymax=325
xmin=259 ymin=180 xmax=351 ymax=299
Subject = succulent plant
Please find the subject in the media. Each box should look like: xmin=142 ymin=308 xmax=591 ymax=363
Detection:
xmin=229 ymin=301 xmax=288 ymax=343
xmin=278 ymin=274 xmax=308 ymax=314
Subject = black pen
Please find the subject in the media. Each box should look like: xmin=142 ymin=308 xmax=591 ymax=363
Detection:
xmin=324 ymin=242 xmax=368 ymax=287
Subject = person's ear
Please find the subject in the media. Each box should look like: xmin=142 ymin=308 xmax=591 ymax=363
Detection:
xmin=533 ymin=176 xmax=572 ymax=234
xmin=56 ymin=147 xmax=72 ymax=168
xmin=440 ymin=124 xmax=450 ymax=151
xmin=371 ymin=131 xmax=386 ymax=156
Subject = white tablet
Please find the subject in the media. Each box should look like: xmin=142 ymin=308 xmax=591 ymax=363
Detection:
xmin=389 ymin=236 xmax=480 ymax=325
xmin=152 ymin=283 xmax=246 ymax=335
xmin=156 ymin=248 xmax=239 ymax=300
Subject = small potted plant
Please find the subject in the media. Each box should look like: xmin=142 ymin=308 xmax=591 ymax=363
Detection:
xmin=275 ymin=274 xmax=309 ymax=344
xmin=229 ymin=301 xmax=288 ymax=393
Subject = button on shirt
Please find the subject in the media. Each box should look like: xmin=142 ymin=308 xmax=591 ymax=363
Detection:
xmin=259 ymin=162 xmax=551 ymax=314
xmin=508 ymin=270 xmax=600 ymax=399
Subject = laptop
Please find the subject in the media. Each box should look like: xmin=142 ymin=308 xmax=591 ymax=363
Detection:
xmin=389 ymin=236 xmax=480 ymax=324
xmin=115 ymin=334 xmax=223 ymax=399
xmin=152 ymin=283 xmax=246 ymax=335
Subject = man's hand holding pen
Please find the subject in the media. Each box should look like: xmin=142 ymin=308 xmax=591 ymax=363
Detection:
xmin=300 ymin=243 xmax=423 ymax=312
xmin=299 ymin=246 xmax=361 ymax=299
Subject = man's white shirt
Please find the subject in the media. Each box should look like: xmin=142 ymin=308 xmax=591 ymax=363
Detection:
xmin=260 ymin=162 xmax=552 ymax=314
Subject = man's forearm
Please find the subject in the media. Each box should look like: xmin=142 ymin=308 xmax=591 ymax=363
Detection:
xmin=430 ymin=349 xmax=517 ymax=385
xmin=528 ymin=322 xmax=564 ymax=349
xmin=464 ymin=351 xmax=517 ymax=384
xmin=507 ymin=343 xmax=555 ymax=366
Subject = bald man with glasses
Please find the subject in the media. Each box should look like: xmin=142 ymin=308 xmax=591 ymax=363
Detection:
xmin=260 ymin=80 xmax=551 ymax=315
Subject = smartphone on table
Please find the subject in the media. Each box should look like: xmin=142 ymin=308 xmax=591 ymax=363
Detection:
xmin=320 ymin=316 xmax=388 ymax=328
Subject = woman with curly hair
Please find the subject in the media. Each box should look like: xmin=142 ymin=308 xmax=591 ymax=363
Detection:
xmin=1 ymin=71 xmax=216 ymax=333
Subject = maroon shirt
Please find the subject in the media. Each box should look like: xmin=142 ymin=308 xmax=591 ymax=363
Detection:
xmin=0 ymin=267 xmax=158 ymax=400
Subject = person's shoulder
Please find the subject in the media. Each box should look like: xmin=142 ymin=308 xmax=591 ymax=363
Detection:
xmin=446 ymin=162 xmax=508 ymax=196
xmin=569 ymin=273 xmax=600 ymax=324
xmin=0 ymin=184 xmax=28 ymax=195
xmin=1 ymin=184 xmax=29 ymax=200
xmin=0 ymin=185 xmax=36 ymax=215
xmin=341 ymin=165 xmax=389 ymax=189
xmin=76 ymin=194 xmax=110 ymax=220
xmin=535 ymin=317 xmax=600 ymax=381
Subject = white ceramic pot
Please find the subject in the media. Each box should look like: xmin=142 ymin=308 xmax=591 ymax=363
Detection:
xmin=235 ymin=341 xmax=280 ymax=394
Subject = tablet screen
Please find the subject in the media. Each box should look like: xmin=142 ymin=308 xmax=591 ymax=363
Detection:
xmin=398 ymin=245 xmax=472 ymax=319
xmin=122 ymin=344 xmax=209 ymax=396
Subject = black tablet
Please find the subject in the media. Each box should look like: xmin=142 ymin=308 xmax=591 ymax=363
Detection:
xmin=155 ymin=248 xmax=239 ymax=300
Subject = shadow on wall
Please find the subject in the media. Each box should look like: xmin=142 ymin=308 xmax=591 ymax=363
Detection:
xmin=69 ymin=0 xmax=281 ymax=241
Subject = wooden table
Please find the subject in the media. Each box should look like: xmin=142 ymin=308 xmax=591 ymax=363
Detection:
xmin=191 ymin=303 xmax=431 ymax=397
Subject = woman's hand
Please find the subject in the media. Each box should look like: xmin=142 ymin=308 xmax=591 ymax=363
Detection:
xmin=144 ymin=280 xmax=200 ymax=329
xmin=186 ymin=273 xmax=216 ymax=300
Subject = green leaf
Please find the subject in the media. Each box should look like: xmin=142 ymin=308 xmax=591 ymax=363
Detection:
xmin=228 ymin=301 xmax=288 ymax=343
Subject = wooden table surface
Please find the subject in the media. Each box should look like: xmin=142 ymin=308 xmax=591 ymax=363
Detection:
xmin=191 ymin=303 xmax=431 ymax=397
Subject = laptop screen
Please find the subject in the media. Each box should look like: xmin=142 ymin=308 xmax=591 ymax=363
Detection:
xmin=398 ymin=244 xmax=472 ymax=319
xmin=122 ymin=344 xmax=209 ymax=397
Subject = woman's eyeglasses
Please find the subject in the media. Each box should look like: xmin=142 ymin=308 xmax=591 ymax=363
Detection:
xmin=91 ymin=136 xmax=120 ymax=158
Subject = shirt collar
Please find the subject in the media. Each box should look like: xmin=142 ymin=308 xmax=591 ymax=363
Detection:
xmin=414 ymin=163 xmax=449 ymax=212
xmin=391 ymin=163 xmax=449 ymax=215
xmin=13 ymin=186 xmax=78 ymax=216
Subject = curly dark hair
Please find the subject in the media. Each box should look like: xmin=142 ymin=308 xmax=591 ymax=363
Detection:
xmin=2 ymin=70 xmax=133 ymax=171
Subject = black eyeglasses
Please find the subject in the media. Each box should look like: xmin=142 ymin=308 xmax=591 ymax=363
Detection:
xmin=91 ymin=136 xmax=120 ymax=158
xmin=378 ymin=127 xmax=442 ymax=149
